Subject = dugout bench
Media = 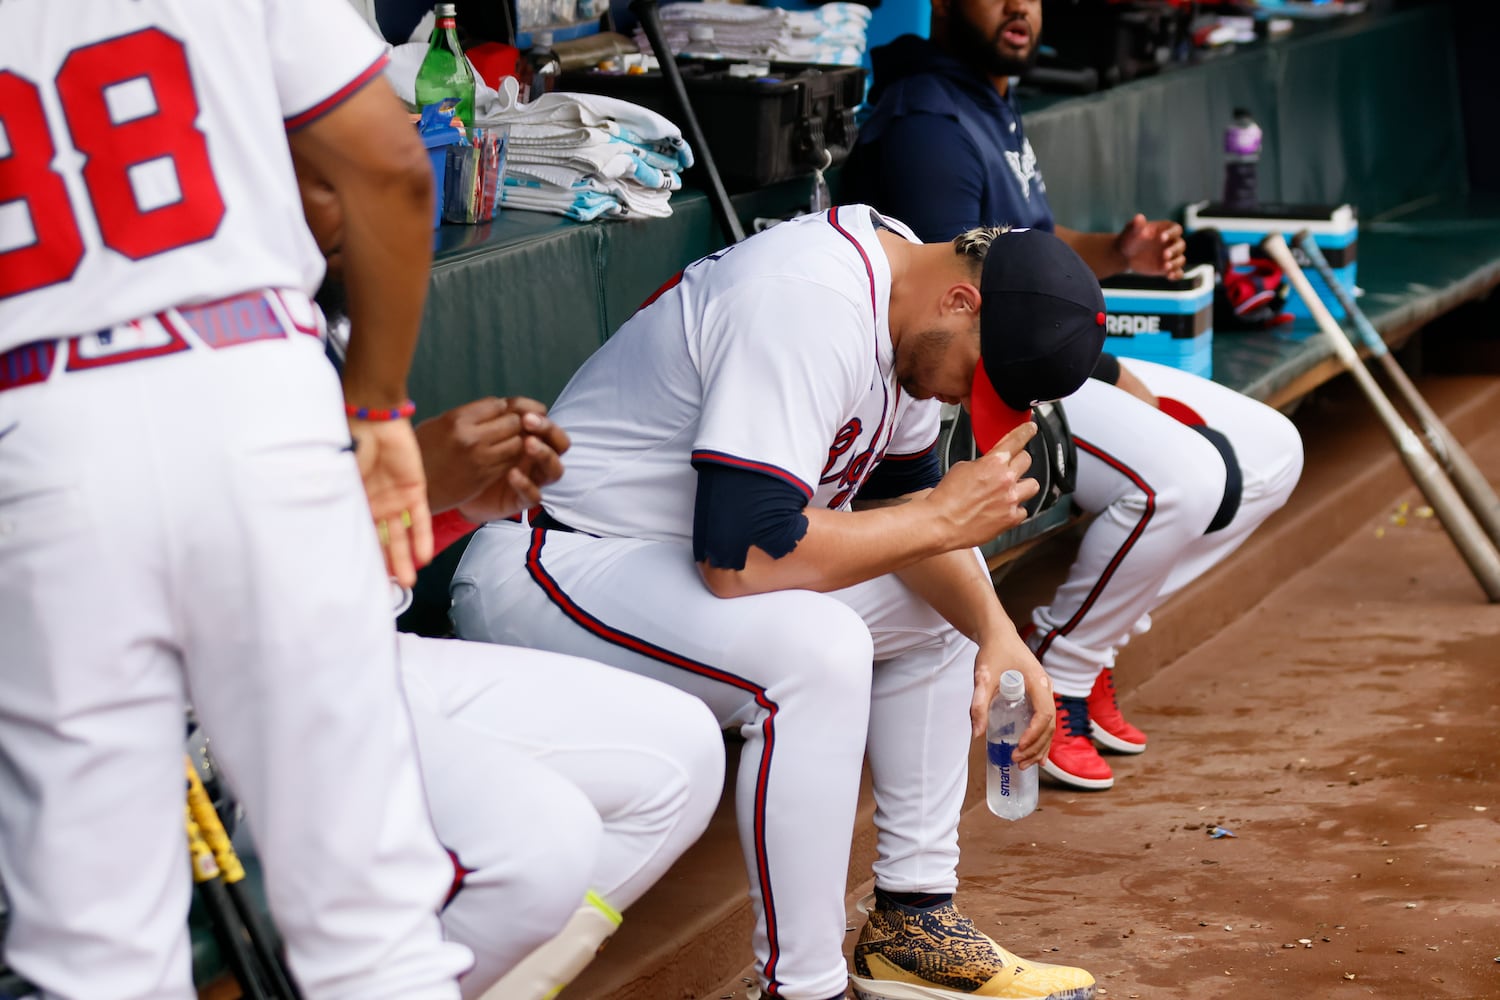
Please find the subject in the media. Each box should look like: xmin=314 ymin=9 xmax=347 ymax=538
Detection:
xmin=176 ymin=2 xmax=1500 ymax=995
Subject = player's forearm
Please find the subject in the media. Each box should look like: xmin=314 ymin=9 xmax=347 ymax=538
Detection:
xmin=697 ymin=502 xmax=956 ymax=598
xmin=1053 ymin=225 xmax=1128 ymax=280
xmin=335 ymin=169 xmax=433 ymax=407
xmin=289 ymin=78 xmax=434 ymax=409
xmin=894 ymin=546 xmax=1015 ymax=647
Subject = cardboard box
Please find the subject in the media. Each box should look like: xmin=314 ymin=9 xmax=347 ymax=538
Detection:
xmin=1099 ymin=264 xmax=1215 ymax=378
xmin=1185 ymin=201 xmax=1357 ymax=322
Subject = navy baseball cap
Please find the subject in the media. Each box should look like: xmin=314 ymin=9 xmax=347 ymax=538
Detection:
xmin=970 ymin=228 xmax=1107 ymax=453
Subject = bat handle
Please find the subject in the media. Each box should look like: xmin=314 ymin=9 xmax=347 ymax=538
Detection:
xmin=629 ymin=0 xmax=746 ymax=245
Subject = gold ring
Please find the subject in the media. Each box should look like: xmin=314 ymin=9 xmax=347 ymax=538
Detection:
xmin=377 ymin=521 xmax=390 ymax=546
xmin=400 ymin=509 xmax=413 ymax=528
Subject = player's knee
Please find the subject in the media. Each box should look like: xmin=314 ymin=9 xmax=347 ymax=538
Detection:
xmin=744 ymin=593 xmax=876 ymax=710
xmin=1144 ymin=437 xmax=1231 ymax=538
xmin=629 ymin=691 xmax=726 ymax=837
xmin=472 ymin=787 xmax=601 ymax=942
xmin=770 ymin=597 xmax=874 ymax=703
xmin=1260 ymin=411 xmax=1306 ymax=500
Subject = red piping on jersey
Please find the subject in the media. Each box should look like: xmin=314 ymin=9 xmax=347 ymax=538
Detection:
xmin=882 ymin=436 xmax=939 ymax=462
xmin=637 ymin=270 xmax=684 ymax=312
xmin=523 ymin=529 xmax=791 ymax=994
xmin=824 ymin=207 xmax=899 ymax=504
xmin=284 ymin=53 xmax=390 ymax=132
xmin=1034 ymin=437 xmax=1155 ymax=659
xmin=693 ymin=450 xmax=813 ymax=500
xmin=825 ymin=206 xmax=878 ymax=326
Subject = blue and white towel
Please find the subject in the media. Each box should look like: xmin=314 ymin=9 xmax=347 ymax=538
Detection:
xmin=383 ymin=51 xmax=695 ymax=221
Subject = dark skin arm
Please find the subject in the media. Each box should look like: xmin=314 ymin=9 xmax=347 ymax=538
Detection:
xmin=288 ymin=75 xmax=435 ymax=585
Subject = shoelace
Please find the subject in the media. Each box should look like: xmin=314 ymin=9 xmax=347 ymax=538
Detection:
xmin=1096 ymin=670 xmax=1120 ymax=707
xmin=1056 ymin=695 xmax=1091 ymax=738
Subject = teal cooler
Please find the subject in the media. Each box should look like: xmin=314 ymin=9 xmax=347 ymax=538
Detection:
xmin=1099 ymin=264 xmax=1215 ymax=378
xmin=1184 ymin=201 xmax=1358 ymax=322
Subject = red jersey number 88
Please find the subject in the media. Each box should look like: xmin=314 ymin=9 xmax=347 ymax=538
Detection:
xmin=0 ymin=27 xmax=226 ymax=300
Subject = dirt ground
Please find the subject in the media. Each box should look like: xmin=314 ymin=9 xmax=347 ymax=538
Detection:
xmin=943 ymin=432 xmax=1500 ymax=999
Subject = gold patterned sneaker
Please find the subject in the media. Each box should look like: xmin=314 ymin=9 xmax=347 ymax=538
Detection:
xmin=849 ymin=895 xmax=1095 ymax=1000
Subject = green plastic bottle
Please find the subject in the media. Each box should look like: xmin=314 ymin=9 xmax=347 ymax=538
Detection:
xmin=415 ymin=3 xmax=476 ymax=127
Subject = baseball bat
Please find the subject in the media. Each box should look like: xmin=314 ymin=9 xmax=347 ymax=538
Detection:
xmin=629 ymin=0 xmax=747 ymax=245
xmin=1292 ymin=233 xmax=1500 ymax=549
xmin=187 ymin=799 xmax=276 ymax=1000
xmin=1263 ymin=232 xmax=1500 ymax=602
xmin=186 ymin=757 xmax=302 ymax=1000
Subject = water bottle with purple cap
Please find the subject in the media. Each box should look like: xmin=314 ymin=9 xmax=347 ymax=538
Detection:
xmin=1222 ymin=108 xmax=1262 ymax=213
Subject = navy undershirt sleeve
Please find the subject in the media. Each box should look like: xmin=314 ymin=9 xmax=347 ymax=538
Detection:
xmin=1090 ymin=352 xmax=1121 ymax=385
xmin=856 ymin=446 xmax=943 ymax=502
xmin=692 ymin=461 xmax=810 ymax=570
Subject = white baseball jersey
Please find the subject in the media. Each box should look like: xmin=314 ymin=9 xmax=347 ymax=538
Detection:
xmin=539 ymin=206 xmax=941 ymax=541
xmin=0 ymin=0 xmax=385 ymax=347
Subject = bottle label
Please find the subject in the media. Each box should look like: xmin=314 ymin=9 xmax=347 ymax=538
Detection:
xmin=987 ymin=740 xmax=1015 ymax=768
xmin=1225 ymin=124 xmax=1262 ymax=157
xmin=437 ymin=16 xmax=457 ymax=28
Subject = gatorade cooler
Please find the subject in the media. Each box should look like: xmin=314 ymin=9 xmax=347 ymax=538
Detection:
xmin=1099 ymin=264 xmax=1215 ymax=378
xmin=1185 ymin=201 xmax=1357 ymax=322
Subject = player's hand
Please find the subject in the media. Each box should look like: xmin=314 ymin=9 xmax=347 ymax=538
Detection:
xmin=927 ymin=421 xmax=1040 ymax=548
xmin=969 ymin=632 xmax=1056 ymax=765
xmin=415 ymin=397 xmax=569 ymax=516
xmin=457 ymin=416 xmax=571 ymax=523
xmin=1115 ymin=215 xmax=1187 ymax=279
xmin=349 ymin=418 xmax=433 ymax=588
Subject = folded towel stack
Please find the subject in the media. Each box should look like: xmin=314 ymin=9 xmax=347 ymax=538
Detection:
xmin=480 ymin=77 xmax=694 ymax=222
xmin=640 ymin=1 xmax=872 ymax=66
xmin=386 ymin=45 xmax=695 ymax=222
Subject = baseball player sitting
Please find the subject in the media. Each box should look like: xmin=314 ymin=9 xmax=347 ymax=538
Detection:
xmin=843 ymin=0 xmax=1305 ymax=790
xmin=297 ymin=170 xmax=725 ymax=1000
xmin=450 ymin=207 xmax=1105 ymax=1000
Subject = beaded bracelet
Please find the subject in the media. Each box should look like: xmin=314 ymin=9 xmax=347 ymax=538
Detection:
xmin=345 ymin=399 xmax=416 ymax=421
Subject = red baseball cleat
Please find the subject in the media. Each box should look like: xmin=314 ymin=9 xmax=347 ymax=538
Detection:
xmin=1041 ymin=695 xmax=1114 ymax=791
xmin=1086 ymin=668 xmax=1147 ymax=754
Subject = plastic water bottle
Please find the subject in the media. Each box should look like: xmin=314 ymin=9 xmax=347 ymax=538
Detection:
xmin=1221 ymin=108 xmax=1262 ymax=213
xmin=986 ymin=669 xmax=1038 ymax=821
xmin=525 ymin=31 xmax=562 ymax=100
xmin=415 ymin=3 xmax=476 ymax=128
xmin=683 ymin=24 xmax=726 ymax=61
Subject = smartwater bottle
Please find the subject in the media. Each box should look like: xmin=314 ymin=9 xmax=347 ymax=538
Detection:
xmin=1222 ymin=108 xmax=1262 ymax=213
xmin=987 ymin=669 xmax=1038 ymax=820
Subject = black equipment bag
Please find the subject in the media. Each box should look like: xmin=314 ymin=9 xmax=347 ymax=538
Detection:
xmin=556 ymin=59 xmax=864 ymax=189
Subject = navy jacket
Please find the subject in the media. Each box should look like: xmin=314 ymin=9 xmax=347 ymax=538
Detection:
xmin=842 ymin=35 xmax=1055 ymax=242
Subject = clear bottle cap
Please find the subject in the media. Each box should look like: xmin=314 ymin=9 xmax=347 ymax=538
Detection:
xmin=999 ymin=669 xmax=1025 ymax=702
xmin=435 ymin=3 xmax=457 ymax=16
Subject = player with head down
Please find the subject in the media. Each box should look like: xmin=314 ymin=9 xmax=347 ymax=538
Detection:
xmin=843 ymin=0 xmax=1305 ymax=791
xmin=451 ymin=207 xmax=1107 ymax=1000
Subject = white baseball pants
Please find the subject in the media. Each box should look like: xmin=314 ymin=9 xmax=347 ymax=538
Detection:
xmin=0 ymin=311 xmax=469 ymax=999
xmin=450 ymin=523 xmax=977 ymax=1000
xmin=1031 ymin=359 xmax=1305 ymax=695
xmin=396 ymin=633 xmax=723 ymax=997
